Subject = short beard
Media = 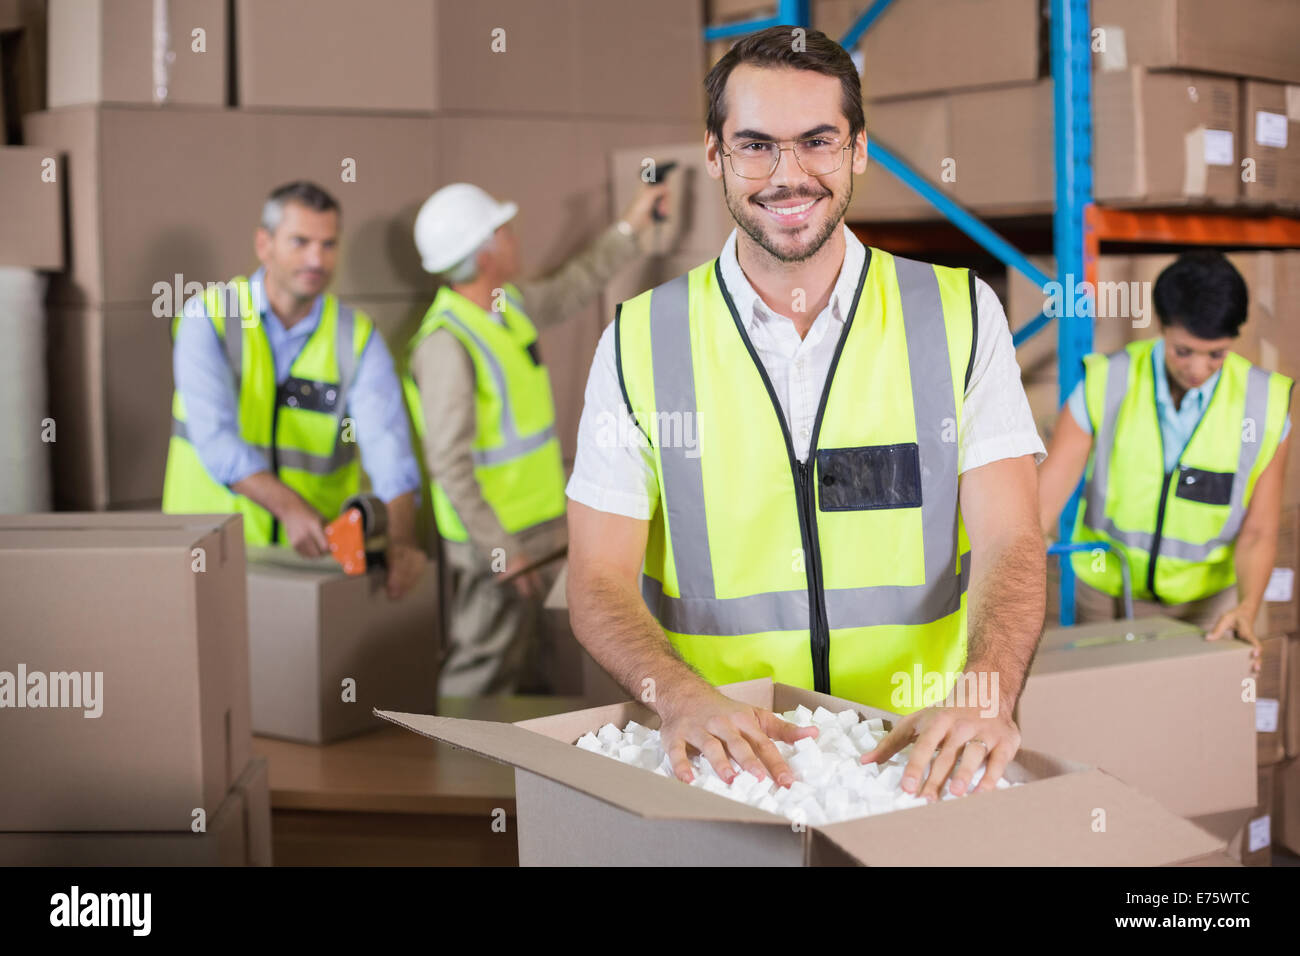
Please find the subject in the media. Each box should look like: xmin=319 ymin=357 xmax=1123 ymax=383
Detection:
xmin=723 ymin=175 xmax=852 ymax=265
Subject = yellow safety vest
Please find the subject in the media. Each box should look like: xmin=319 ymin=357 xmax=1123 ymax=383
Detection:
xmin=617 ymin=251 xmax=975 ymax=712
xmin=1072 ymin=338 xmax=1293 ymax=603
xmin=162 ymin=276 xmax=372 ymax=545
xmin=403 ymin=283 xmax=566 ymax=543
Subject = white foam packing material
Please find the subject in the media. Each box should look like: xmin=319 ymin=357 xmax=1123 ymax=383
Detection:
xmin=572 ymin=706 xmax=1019 ymax=825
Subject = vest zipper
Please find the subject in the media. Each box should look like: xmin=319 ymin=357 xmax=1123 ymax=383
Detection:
xmin=797 ymin=458 xmax=831 ymax=692
xmin=269 ymin=397 xmax=282 ymax=545
xmin=1146 ymin=469 xmax=1173 ymax=602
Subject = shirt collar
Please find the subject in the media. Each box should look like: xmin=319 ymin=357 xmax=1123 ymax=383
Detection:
xmin=250 ymin=266 xmax=324 ymax=337
xmin=1153 ymin=337 xmax=1219 ymax=413
xmin=717 ymin=223 xmax=866 ymax=333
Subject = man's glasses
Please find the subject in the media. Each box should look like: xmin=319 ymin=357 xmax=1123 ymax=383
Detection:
xmin=720 ymin=135 xmax=853 ymax=179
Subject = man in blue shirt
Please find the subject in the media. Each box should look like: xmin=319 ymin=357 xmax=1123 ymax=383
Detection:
xmin=1039 ymin=251 xmax=1292 ymax=670
xmin=169 ymin=181 xmax=426 ymax=598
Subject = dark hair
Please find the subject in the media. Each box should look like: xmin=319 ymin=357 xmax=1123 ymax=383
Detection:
xmin=704 ymin=26 xmax=864 ymax=146
xmin=1152 ymin=250 xmax=1248 ymax=339
xmin=261 ymin=180 xmax=341 ymax=231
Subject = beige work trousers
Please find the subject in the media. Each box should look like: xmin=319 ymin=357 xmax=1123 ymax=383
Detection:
xmin=436 ymin=520 xmax=567 ymax=697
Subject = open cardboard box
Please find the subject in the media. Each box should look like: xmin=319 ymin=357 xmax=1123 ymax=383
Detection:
xmin=378 ymin=678 xmax=1225 ymax=866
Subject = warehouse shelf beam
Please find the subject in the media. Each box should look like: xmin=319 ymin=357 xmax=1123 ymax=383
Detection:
xmin=838 ymin=0 xmax=898 ymax=50
xmin=704 ymin=0 xmax=810 ymax=41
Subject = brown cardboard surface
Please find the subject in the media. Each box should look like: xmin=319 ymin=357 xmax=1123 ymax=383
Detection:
xmin=1019 ymin=617 xmax=1256 ymax=818
xmin=48 ymin=0 xmax=227 ymax=108
xmin=1240 ymin=81 xmax=1300 ymax=207
xmin=1257 ymin=636 xmax=1288 ymax=766
xmin=24 ymin=106 xmax=439 ymax=306
xmin=0 ymin=513 xmax=252 ymax=830
xmin=861 ymin=0 xmax=1041 ymax=101
xmin=1091 ymin=0 xmax=1300 ymax=85
xmin=950 ymin=81 xmax=1054 ymax=210
xmin=1259 ymin=506 xmax=1300 ymax=636
xmin=237 ymin=0 xmax=703 ymax=120
xmin=854 ymin=94 xmax=953 ymax=221
xmin=379 ymin=677 xmax=1226 ymax=865
xmin=0 ymin=146 xmax=62 ymax=267
xmin=1094 ymin=69 xmax=1240 ymax=205
xmin=246 ymin=549 xmax=439 ymax=745
xmin=0 ymin=756 xmax=270 ymax=865
xmin=1288 ymin=634 xmax=1300 ymax=758
xmin=1277 ymin=755 xmax=1300 ymax=854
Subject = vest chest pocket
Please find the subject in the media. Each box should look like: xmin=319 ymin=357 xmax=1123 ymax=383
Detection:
xmin=277 ymin=376 xmax=341 ymax=414
xmin=1174 ymin=466 xmax=1233 ymax=506
xmin=816 ymin=443 xmax=923 ymax=511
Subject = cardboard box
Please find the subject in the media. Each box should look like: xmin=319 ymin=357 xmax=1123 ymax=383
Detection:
xmin=862 ymin=0 xmax=1041 ymax=100
xmin=1191 ymin=765 xmax=1274 ymax=866
xmin=246 ymin=548 xmax=440 ymax=745
xmin=0 ymin=146 xmax=62 ymax=268
xmin=950 ymin=80 xmax=1054 ymax=213
xmin=1094 ymin=69 xmax=1240 ymax=205
xmin=0 ymin=757 xmax=272 ymax=866
xmin=1277 ymin=755 xmax=1300 ymax=854
xmin=24 ymin=106 xmax=438 ymax=306
xmin=378 ymin=677 xmax=1226 ymax=866
xmin=0 ymin=0 xmax=47 ymax=143
xmin=854 ymin=93 xmax=954 ymax=221
xmin=47 ymin=0 xmax=227 ymax=108
xmin=1239 ymin=80 xmax=1300 ymax=207
xmin=1288 ymin=634 xmax=1300 ymax=759
xmin=0 ymin=513 xmax=252 ymax=830
xmin=1091 ymin=0 xmax=1300 ymax=85
xmin=1018 ymin=616 xmax=1257 ymax=819
xmin=237 ymin=0 xmax=702 ymax=120
xmin=1259 ymin=506 xmax=1300 ymax=637
xmin=1256 ymin=635 xmax=1288 ymax=766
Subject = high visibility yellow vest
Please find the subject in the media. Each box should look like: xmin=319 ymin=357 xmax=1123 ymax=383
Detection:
xmin=616 ymin=252 xmax=975 ymax=712
xmin=1072 ymin=338 xmax=1293 ymax=604
xmin=402 ymin=283 xmax=567 ymax=543
xmin=162 ymin=276 xmax=372 ymax=545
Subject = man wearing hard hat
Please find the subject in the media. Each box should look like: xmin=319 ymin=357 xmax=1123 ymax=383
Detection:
xmin=406 ymin=180 xmax=671 ymax=695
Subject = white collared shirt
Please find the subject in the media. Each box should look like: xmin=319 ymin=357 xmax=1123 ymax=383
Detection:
xmin=566 ymin=225 xmax=1046 ymax=520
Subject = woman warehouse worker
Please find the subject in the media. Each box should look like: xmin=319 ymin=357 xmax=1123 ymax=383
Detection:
xmin=1038 ymin=251 xmax=1293 ymax=672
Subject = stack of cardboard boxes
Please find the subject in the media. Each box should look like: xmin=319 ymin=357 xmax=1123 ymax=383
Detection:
xmin=0 ymin=513 xmax=270 ymax=865
xmin=25 ymin=0 xmax=707 ymax=512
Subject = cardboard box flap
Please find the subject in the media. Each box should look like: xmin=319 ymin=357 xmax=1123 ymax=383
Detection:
xmin=811 ymin=768 xmax=1224 ymax=866
xmin=375 ymin=709 xmax=779 ymax=824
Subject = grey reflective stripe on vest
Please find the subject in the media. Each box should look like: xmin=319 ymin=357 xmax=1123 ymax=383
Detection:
xmin=641 ymin=259 xmax=968 ymax=635
xmin=438 ymin=309 xmax=556 ymax=466
xmin=648 ymin=274 xmax=714 ymax=600
xmin=1084 ymin=355 xmax=1272 ymax=562
xmin=333 ymin=304 xmax=359 ymax=419
xmin=171 ymin=417 xmax=355 ymax=476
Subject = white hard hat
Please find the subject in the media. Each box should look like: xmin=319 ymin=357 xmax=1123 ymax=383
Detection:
xmin=413 ymin=183 xmax=518 ymax=274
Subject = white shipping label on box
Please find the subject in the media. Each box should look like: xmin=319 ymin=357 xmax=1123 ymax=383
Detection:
xmin=1095 ymin=25 xmax=1127 ymax=72
xmin=1256 ymin=698 xmax=1280 ymax=733
xmin=1203 ymin=130 xmax=1235 ymax=166
xmin=1265 ymin=567 xmax=1294 ymax=603
xmin=1248 ymin=815 xmax=1271 ymax=854
xmin=1256 ymin=111 xmax=1289 ymax=149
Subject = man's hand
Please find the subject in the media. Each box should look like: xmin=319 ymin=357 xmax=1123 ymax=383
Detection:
xmin=281 ymin=498 xmax=329 ymax=558
xmin=1206 ymin=605 xmax=1263 ymax=674
xmin=384 ymin=542 xmax=428 ymax=600
xmin=657 ymin=682 xmax=817 ymax=788
xmin=862 ymin=688 xmax=1021 ymax=802
xmin=500 ymin=550 xmax=544 ymax=600
xmin=620 ymin=180 xmax=672 ymax=233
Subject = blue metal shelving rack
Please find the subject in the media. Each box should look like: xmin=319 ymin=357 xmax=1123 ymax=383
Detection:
xmin=706 ymin=0 xmax=1096 ymax=623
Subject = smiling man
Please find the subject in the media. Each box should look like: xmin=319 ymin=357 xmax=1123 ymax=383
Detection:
xmin=1039 ymin=251 xmax=1294 ymax=672
xmin=565 ymin=28 xmax=1047 ymax=803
